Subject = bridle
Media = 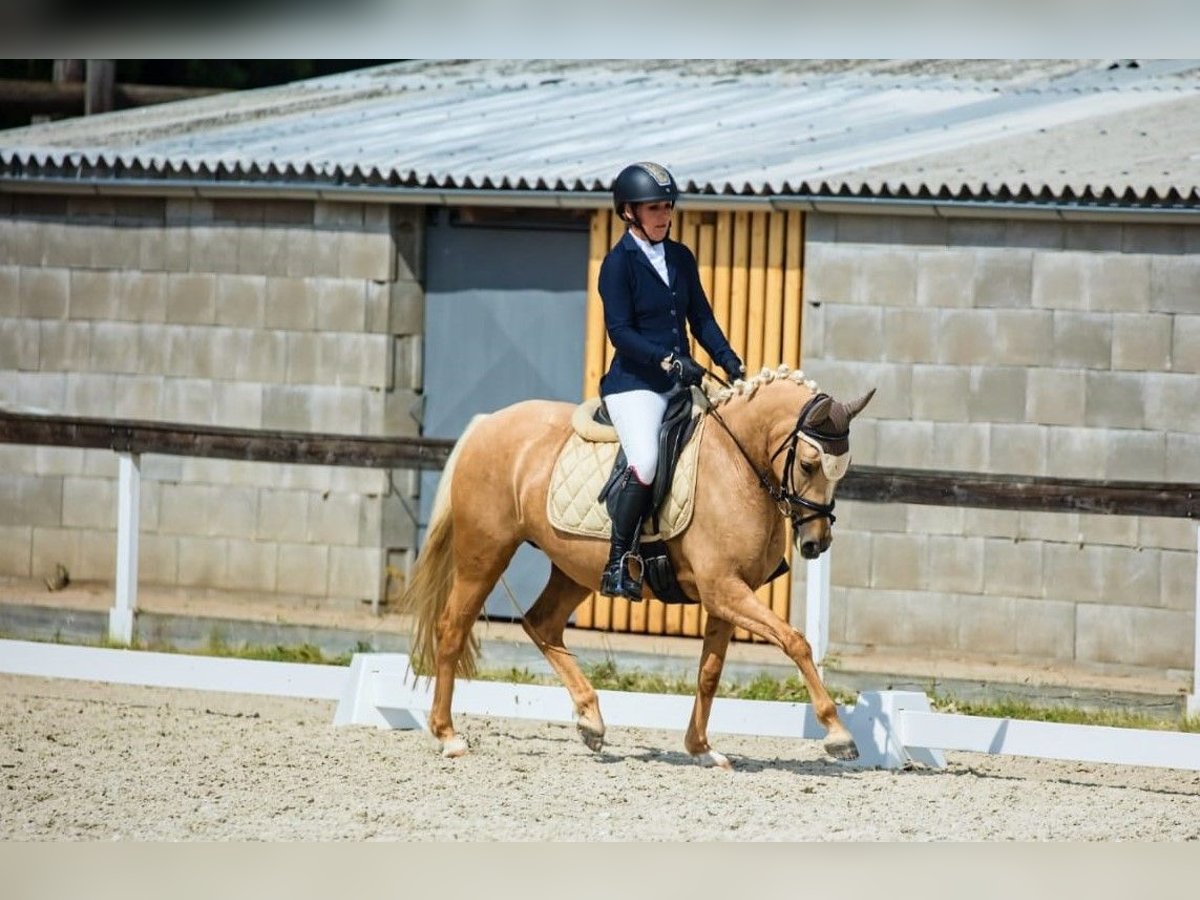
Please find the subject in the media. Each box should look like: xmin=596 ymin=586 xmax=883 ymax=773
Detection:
xmin=699 ymin=380 xmax=842 ymax=530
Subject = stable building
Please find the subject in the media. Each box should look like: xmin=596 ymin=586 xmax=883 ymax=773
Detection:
xmin=1 ymin=59 xmax=1198 ymax=684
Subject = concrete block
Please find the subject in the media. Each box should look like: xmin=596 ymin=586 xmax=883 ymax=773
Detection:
xmin=994 ymin=309 xmax=1053 ymax=366
xmin=206 ymin=485 xmax=259 ymax=539
xmin=34 ymin=446 xmax=86 ymax=476
xmin=963 ymin=507 xmax=1020 ymax=538
xmin=1167 ymin=433 xmax=1200 ymax=482
xmin=1013 ymin=597 xmax=1076 ymax=661
xmin=1006 ymin=220 xmax=1064 ymax=250
xmin=1017 ymin=510 xmax=1081 ymax=544
xmin=89 ymin=322 xmax=142 ymax=374
xmin=378 ymin=389 xmax=423 ymax=438
xmin=189 ymin=225 xmax=239 ymax=273
xmin=212 ymin=199 xmax=264 ymax=225
xmin=138 ymin=533 xmax=178 ymax=585
xmin=0 ymin=223 xmax=18 ymax=265
xmin=0 ymin=265 xmax=17 ymax=316
xmin=1128 ymin=607 xmax=1193 ymax=670
xmin=0 ymin=318 xmax=39 ymax=371
xmin=314 ymin=333 xmax=361 ymax=386
xmin=829 ymin=529 xmax=871 ymax=588
xmin=803 ymin=244 xmax=857 ymax=306
xmin=947 ymin=218 xmax=1007 ymax=248
xmin=113 ymin=375 xmax=163 ymax=421
xmin=1077 ymin=513 xmax=1138 ymax=549
xmin=91 ymin=225 xmax=140 ymax=270
xmin=0 ymin=474 xmax=63 ymax=526
xmin=1026 ymin=368 xmax=1085 ymax=426
xmin=1046 ymin=427 xmax=1107 ymax=480
xmin=910 ymin=365 xmax=969 ymax=421
xmin=333 ymin=466 xmax=389 ymax=495
xmin=1065 ymin=222 xmax=1121 ymax=251
xmin=317 ymin=279 xmax=367 ymax=333
xmin=842 ymin=416 xmax=875 ymax=466
xmin=232 ymin=330 xmax=288 ymax=384
xmin=215 ymin=274 xmax=266 ymax=327
xmin=265 ymin=277 xmax=318 ymax=331
xmin=262 ymin=385 xmax=313 ymax=431
xmin=872 ymin=420 xmax=935 ymax=470
xmin=983 ymin=537 xmax=1043 ymax=598
xmin=285 ymin=332 xmax=320 ymax=384
xmin=1052 ymin=311 xmax=1111 ymax=369
xmin=1083 ymin=371 xmax=1144 ymax=429
xmin=1044 ymin=542 xmax=1106 ymax=601
xmin=1121 ymin=224 xmax=1187 ymax=254
xmin=1086 ymin=254 xmax=1151 ymax=313
xmin=341 ymin=231 xmax=395 ymax=282
xmin=135 ymin=323 xmax=169 ymax=375
xmin=392 ymin=209 xmax=424 ymax=282
xmin=256 ymin=489 xmax=309 ymax=543
xmin=938 ymin=310 xmax=996 ymax=365
xmin=165 ymin=273 xmax=216 ymax=325
xmin=836 ymin=214 xmax=900 ymax=244
xmin=824 ymin=305 xmax=882 ymax=361
xmin=1173 ymin=314 xmax=1200 ymax=374
xmin=870 ymin=532 xmax=926 ymax=590
xmin=225 ymin=540 xmax=278 ymax=593
xmin=839 ymin=498 xmax=908 ymax=533
xmin=391 ymin=334 xmax=422 ymax=391
xmin=139 ymin=227 xmax=166 ymax=271
xmin=311 ymin=385 xmax=365 ymax=434
xmin=840 ymin=587 xmax=907 ymax=649
xmin=16 ymin=371 xmax=67 ymax=411
xmin=166 ymin=198 xmax=213 ymax=224
xmin=0 ymin=525 xmax=33 ymax=576
xmin=882 ymin=307 xmax=938 ymax=363
xmin=76 ymin=529 xmax=117 ymax=581
xmin=1096 ymin=545 xmax=1161 ymax=607
xmin=162 ymin=326 xmax=217 ymax=379
xmin=1149 ymin=255 xmax=1199 ymax=314
xmin=31 ymin=527 xmax=80 ymax=585
xmin=284 ymin=228 xmax=317 ymax=278
xmin=19 ymin=268 xmax=69 ymax=319
xmin=212 ymin=381 xmax=263 ymax=429
xmin=967 ymin=367 xmax=1026 ymax=423
xmin=929 ymin=422 xmax=989 ymax=471
xmin=262 ymin=200 xmax=313 ymax=226
xmin=1138 ymin=517 xmax=1198 ymax=553
xmin=328 ymin=545 xmax=384 ymax=601
xmin=161 ymin=377 xmax=214 ymax=424
xmin=0 ymin=446 xmax=36 ymax=475
xmin=858 ymin=249 xmax=917 ymax=307
xmin=118 ymin=271 xmax=167 ymax=323
xmin=306 ymin=491 xmax=362 ymax=546
xmin=68 ymin=270 xmax=119 ymax=320
xmin=1031 ymin=252 xmax=1087 ymax=311
xmin=357 ymin=335 xmax=391 ymax=390
xmin=956 ymin=593 xmax=1017 ymax=656
xmin=12 ymin=220 xmax=45 ymax=266
xmin=1111 ymin=312 xmax=1171 ymax=371
xmin=43 ymin=222 xmax=91 ymax=268
xmin=176 ymin=535 xmax=226 ymax=588
xmin=163 ymin=226 xmax=190 ymax=271
xmin=235 ymin=228 xmax=265 ymax=275
xmin=276 ymin=542 xmax=329 ymax=597
xmin=1103 ymin=430 xmax=1165 ymax=481
xmin=988 ymin=423 xmax=1046 ymax=476
xmin=159 ymin=482 xmax=211 ymax=535
xmin=973 ymin=249 xmax=1033 ymax=308
xmin=1076 ymin=604 xmax=1187 ymax=669
xmin=315 ymin=202 xmax=363 ymax=229
xmin=311 ymin=231 xmax=342 ymax=279
xmin=1144 ymin=372 xmax=1200 ymax=434
xmin=1160 ymin=549 xmax=1196 ymax=612
xmin=259 ymin=227 xmax=291 ymax=277
xmin=64 ymin=372 xmax=116 ymax=416
xmin=926 ymin=535 xmax=984 ymax=593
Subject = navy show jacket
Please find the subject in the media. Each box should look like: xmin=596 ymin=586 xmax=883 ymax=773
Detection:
xmin=598 ymin=231 xmax=740 ymax=396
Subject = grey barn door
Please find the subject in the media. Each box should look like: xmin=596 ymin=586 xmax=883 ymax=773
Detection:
xmin=420 ymin=207 xmax=590 ymax=619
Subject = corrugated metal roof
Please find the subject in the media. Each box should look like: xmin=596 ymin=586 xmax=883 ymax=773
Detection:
xmin=2 ymin=59 xmax=1199 ymax=208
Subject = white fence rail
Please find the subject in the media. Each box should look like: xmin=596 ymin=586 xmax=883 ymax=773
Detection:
xmin=3 ymin=641 xmax=1198 ymax=773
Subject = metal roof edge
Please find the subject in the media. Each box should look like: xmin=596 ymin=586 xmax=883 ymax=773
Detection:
xmin=3 ymin=176 xmax=1199 ymax=223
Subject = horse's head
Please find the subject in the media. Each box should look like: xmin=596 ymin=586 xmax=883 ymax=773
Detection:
xmin=779 ymin=387 xmax=875 ymax=559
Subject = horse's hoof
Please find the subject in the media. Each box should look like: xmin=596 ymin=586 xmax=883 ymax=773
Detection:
xmin=577 ymin=720 xmax=605 ymax=753
xmin=823 ymin=733 xmax=859 ymax=762
xmin=691 ymin=750 xmax=733 ymax=770
xmin=441 ymin=736 xmax=469 ymax=758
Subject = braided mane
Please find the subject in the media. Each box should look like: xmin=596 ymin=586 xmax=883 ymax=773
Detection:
xmin=704 ymin=364 xmax=820 ymax=407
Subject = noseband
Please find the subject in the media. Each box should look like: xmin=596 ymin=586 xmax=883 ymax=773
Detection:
xmin=704 ymin=390 xmax=843 ymax=530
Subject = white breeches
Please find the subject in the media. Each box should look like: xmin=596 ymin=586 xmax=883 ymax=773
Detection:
xmin=603 ymin=389 xmax=670 ymax=485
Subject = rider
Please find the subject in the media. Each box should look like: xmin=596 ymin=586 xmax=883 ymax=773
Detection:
xmin=597 ymin=161 xmax=746 ymax=601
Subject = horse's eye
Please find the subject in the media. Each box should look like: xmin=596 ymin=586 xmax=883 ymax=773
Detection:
xmin=799 ymin=461 xmax=817 ymax=475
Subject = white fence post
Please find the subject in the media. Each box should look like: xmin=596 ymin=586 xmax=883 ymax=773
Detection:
xmin=806 ymin=548 xmax=831 ymax=671
xmin=1189 ymin=525 xmax=1200 ymax=718
xmin=110 ymin=451 xmax=140 ymax=645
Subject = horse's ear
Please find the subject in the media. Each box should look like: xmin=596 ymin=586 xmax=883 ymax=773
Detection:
xmin=844 ymin=388 xmax=876 ymax=421
xmin=804 ymin=394 xmax=833 ymax=425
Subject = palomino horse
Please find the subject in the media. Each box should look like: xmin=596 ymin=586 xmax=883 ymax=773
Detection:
xmin=397 ymin=365 xmax=874 ymax=767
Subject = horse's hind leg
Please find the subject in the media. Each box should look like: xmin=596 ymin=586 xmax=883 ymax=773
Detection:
xmin=521 ymin=566 xmax=605 ymax=752
xmin=430 ymin=544 xmax=518 ymax=758
xmin=684 ymin=613 xmax=736 ymax=769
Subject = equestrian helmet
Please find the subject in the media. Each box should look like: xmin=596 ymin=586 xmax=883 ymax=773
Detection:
xmin=612 ymin=162 xmax=679 ymax=217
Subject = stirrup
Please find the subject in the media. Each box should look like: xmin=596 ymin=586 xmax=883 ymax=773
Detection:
xmin=600 ymin=551 xmax=643 ymax=601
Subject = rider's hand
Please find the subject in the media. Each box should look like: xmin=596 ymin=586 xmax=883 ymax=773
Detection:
xmin=665 ymin=353 xmax=706 ymax=388
xmin=723 ymin=357 xmax=746 ymax=382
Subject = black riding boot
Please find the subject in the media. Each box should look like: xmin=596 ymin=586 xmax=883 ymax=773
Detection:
xmin=599 ymin=469 xmax=652 ymax=601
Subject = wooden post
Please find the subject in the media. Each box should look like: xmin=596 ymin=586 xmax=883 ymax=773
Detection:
xmin=110 ymin=452 xmax=141 ymax=645
xmin=85 ymin=60 xmax=115 ymax=115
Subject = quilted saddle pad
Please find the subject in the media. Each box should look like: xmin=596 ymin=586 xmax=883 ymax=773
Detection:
xmin=546 ymin=415 xmax=707 ymax=542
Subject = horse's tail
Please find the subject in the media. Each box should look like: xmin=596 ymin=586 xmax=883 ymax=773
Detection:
xmin=396 ymin=414 xmax=488 ymax=679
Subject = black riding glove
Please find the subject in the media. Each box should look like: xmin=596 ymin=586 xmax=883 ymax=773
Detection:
xmin=665 ymin=353 xmax=706 ymax=388
xmin=722 ymin=357 xmax=746 ymax=382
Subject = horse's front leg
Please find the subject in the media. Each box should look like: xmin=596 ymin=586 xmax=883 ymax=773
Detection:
xmin=685 ymin=613 xmax=736 ymax=769
xmin=699 ymin=575 xmax=858 ymax=762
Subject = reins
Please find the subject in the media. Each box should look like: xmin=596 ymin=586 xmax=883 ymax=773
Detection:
xmin=697 ymin=371 xmax=838 ymax=530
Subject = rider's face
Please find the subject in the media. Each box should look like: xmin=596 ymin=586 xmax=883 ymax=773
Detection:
xmin=626 ymin=200 xmax=673 ymax=242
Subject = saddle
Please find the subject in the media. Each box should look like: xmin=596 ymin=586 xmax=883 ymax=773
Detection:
xmin=548 ymin=386 xmax=707 ymax=603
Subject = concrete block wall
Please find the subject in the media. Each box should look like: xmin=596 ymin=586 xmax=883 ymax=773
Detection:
xmin=797 ymin=212 xmax=1199 ymax=679
xmin=0 ymin=193 xmax=425 ymax=607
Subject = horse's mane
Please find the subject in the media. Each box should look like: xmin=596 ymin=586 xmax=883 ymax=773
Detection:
xmin=705 ymin=364 xmax=819 ymax=407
